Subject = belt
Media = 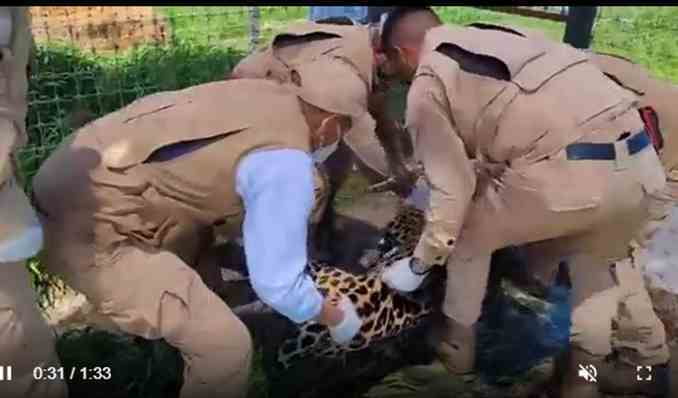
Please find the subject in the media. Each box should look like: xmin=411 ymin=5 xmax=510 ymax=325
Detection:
xmin=565 ymin=129 xmax=651 ymax=161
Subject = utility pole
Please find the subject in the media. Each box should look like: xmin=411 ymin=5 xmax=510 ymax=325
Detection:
xmin=563 ymin=7 xmax=598 ymax=49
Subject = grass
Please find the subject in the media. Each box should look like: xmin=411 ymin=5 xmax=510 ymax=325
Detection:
xmin=20 ymin=40 xmax=245 ymax=186
xmin=19 ymin=5 xmax=678 ymax=398
xmin=591 ymin=7 xmax=678 ymax=82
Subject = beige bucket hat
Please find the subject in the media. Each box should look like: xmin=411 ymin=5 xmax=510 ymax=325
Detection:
xmin=291 ymin=56 xmax=390 ymax=177
xmin=0 ymin=124 xmax=42 ymax=262
xmin=291 ymin=55 xmax=369 ymax=119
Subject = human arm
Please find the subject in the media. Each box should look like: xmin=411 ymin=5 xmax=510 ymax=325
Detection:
xmin=236 ymin=148 xmax=326 ymax=323
xmin=369 ymin=87 xmax=418 ymax=197
xmin=381 ymin=74 xmax=476 ymax=291
xmin=408 ymin=74 xmax=476 ymax=267
xmin=236 ymin=149 xmax=361 ymax=340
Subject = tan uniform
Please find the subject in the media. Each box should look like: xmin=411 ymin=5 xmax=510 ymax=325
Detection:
xmin=407 ymin=25 xmax=669 ymax=370
xmin=587 ymin=53 xmax=678 ymax=277
xmin=522 ymin=51 xmax=678 ymax=281
xmin=231 ymin=21 xmax=391 ymax=177
xmin=469 ymin=22 xmax=678 ymax=181
xmin=588 ymin=51 xmax=678 ymax=365
xmin=32 ymin=79 xmax=343 ymax=398
xmin=465 ymin=22 xmax=674 ymax=365
xmin=589 ymin=52 xmax=678 ymax=176
xmin=0 ymin=7 xmax=67 ymax=398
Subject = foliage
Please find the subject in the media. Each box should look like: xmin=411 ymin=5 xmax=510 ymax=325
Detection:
xmin=18 ymin=39 xmax=245 ymax=186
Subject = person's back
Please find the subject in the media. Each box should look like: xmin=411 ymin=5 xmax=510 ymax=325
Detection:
xmin=34 ymin=79 xmax=311 ymax=258
xmin=417 ymin=25 xmax=642 ymax=164
xmin=230 ymin=21 xmax=373 ymax=88
xmin=588 ymin=52 xmax=678 ymax=174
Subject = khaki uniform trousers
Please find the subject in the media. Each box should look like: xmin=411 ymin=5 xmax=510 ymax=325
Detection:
xmin=0 ymin=263 xmax=68 ymax=398
xmin=521 ymin=172 xmax=676 ymax=366
xmin=440 ymin=136 xmax=669 ymax=367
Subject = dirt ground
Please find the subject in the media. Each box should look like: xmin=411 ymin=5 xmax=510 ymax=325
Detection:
xmin=29 ymin=6 xmax=170 ymax=53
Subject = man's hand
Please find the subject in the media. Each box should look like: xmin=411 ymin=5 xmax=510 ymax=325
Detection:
xmin=317 ymin=296 xmax=363 ymax=345
xmin=381 ymin=257 xmax=429 ymax=292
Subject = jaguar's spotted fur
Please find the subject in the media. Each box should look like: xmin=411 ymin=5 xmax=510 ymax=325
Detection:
xmin=277 ymin=203 xmax=434 ymax=369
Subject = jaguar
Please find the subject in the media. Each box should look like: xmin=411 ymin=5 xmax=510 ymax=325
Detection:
xmin=276 ymin=201 xmax=439 ymax=369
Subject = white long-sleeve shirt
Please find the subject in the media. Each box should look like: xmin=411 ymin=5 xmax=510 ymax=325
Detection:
xmin=0 ymin=225 xmax=43 ymax=263
xmin=235 ymin=148 xmax=324 ymax=324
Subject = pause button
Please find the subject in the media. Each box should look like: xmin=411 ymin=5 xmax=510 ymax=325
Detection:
xmin=0 ymin=366 xmax=13 ymax=381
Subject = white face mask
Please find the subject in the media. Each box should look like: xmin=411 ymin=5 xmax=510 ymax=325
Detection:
xmin=0 ymin=223 xmax=44 ymax=263
xmin=311 ymin=138 xmax=340 ymax=164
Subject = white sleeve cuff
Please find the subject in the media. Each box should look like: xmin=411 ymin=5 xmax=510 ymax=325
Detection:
xmin=0 ymin=224 xmax=43 ymax=263
xmin=329 ymin=295 xmax=363 ymax=344
xmin=251 ymin=273 xmax=324 ymax=324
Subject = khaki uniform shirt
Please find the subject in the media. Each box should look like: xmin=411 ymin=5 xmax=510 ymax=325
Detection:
xmin=50 ymin=79 xmax=312 ymax=263
xmin=468 ymin=22 xmax=678 ymax=176
xmin=408 ymin=26 xmax=639 ymax=265
xmin=588 ymin=52 xmax=678 ymax=177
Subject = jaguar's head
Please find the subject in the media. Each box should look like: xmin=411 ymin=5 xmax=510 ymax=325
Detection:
xmin=277 ymin=203 xmax=440 ymax=369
